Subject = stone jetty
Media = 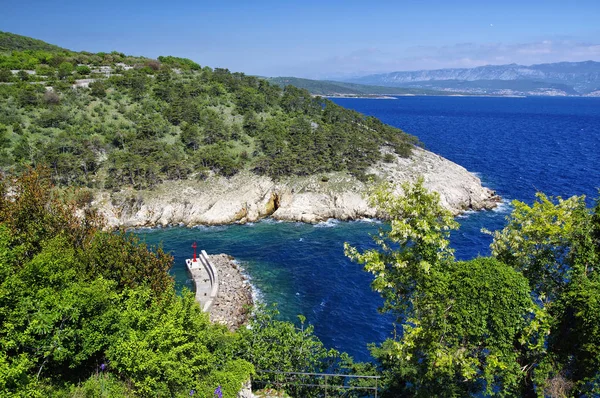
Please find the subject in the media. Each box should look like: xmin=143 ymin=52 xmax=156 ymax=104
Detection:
xmin=186 ymin=251 xmax=254 ymax=331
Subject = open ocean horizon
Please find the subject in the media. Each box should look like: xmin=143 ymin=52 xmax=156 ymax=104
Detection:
xmin=137 ymin=96 xmax=600 ymax=362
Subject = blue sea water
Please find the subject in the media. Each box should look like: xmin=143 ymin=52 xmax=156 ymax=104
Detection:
xmin=334 ymin=96 xmax=600 ymax=260
xmin=137 ymin=96 xmax=600 ymax=362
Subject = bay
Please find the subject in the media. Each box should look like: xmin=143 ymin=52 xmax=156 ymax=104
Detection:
xmin=138 ymin=96 xmax=600 ymax=362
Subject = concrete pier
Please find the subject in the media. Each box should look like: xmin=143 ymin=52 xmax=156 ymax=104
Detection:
xmin=186 ymin=250 xmax=219 ymax=312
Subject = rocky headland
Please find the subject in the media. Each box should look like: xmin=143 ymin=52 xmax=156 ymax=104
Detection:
xmin=93 ymin=147 xmax=500 ymax=228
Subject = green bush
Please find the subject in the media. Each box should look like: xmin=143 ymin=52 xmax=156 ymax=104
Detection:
xmin=76 ymin=65 xmax=91 ymax=75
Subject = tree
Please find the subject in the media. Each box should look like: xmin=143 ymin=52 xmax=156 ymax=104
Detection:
xmin=0 ymin=68 xmax=12 ymax=82
xmin=89 ymin=80 xmax=106 ymax=97
xmin=126 ymin=71 xmax=148 ymax=100
xmin=242 ymin=111 xmax=261 ymax=137
xmin=346 ymin=180 xmax=544 ymax=396
xmin=180 ymin=122 xmax=202 ymax=151
xmin=228 ymin=305 xmax=344 ymax=397
xmin=490 ymin=193 xmax=594 ymax=301
xmin=201 ymin=108 xmax=229 ymax=144
xmin=0 ymin=124 xmax=10 ymax=150
xmin=0 ymin=168 xmax=253 ymax=396
xmin=57 ymin=62 xmax=74 ymax=80
xmin=17 ymin=70 xmax=29 ymax=81
xmin=345 ymin=180 xmax=458 ymax=315
xmin=490 ymin=194 xmax=600 ymax=395
xmin=76 ymin=65 xmax=91 ymax=75
xmin=106 ymin=289 xmax=252 ymax=397
xmin=12 ymin=134 xmax=34 ymax=165
xmin=17 ymin=84 xmax=41 ymax=107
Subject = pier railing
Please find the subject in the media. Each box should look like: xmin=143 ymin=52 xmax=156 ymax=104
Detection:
xmin=254 ymin=370 xmax=380 ymax=397
xmin=199 ymin=250 xmax=219 ymax=311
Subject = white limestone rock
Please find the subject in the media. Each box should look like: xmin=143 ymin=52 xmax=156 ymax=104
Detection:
xmin=93 ymin=147 xmax=499 ymax=228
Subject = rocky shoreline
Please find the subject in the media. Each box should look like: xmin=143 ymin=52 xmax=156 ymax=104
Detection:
xmin=93 ymin=147 xmax=501 ymax=228
xmin=207 ymin=254 xmax=254 ymax=331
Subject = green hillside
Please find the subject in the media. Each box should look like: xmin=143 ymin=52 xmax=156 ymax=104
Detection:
xmin=0 ymin=37 xmax=419 ymax=191
xmin=267 ymin=76 xmax=449 ymax=96
xmin=0 ymin=32 xmax=413 ymax=397
xmin=0 ymin=31 xmax=68 ymax=52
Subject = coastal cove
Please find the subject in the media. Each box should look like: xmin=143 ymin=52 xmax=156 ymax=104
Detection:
xmin=136 ymin=219 xmax=392 ymax=362
xmin=136 ymin=96 xmax=600 ymax=363
xmin=3 ymin=8 xmax=600 ymax=393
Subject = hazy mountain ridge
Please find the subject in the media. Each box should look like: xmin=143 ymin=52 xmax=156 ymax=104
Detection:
xmin=343 ymin=61 xmax=600 ymax=95
xmin=266 ymin=76 xmax=450 ymax=96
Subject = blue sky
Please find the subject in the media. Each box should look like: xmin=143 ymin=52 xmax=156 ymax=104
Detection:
xmin=2 ymin=0 xmax=599 ymax=78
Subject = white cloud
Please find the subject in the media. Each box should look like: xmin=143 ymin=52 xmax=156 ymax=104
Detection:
xmin=279 ymin=40 xmax=600 ymax=79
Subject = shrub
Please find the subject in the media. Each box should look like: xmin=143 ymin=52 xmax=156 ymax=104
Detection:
xmin=42 ymin=90 xmax=60 ymax=105
xmin=76 ymin=65 xmax=91 ymax=75
xmin=383 ymin=153 xmax=395 ymax=163
xmin=0 ymin=68 xmax=13 ymax=82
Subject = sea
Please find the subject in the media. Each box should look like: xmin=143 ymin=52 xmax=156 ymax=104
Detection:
xmin=136 ymin=96 xmax=600 ymax=362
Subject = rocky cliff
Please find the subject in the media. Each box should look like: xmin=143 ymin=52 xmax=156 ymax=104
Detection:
xmin=93 ymin=147 xmax=500 ymax=228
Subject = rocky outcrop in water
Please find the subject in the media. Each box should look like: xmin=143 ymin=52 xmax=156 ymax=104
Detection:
xmin=93 ymin=147 xmax=500 ymax=227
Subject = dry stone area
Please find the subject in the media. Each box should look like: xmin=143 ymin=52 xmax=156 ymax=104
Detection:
xmin=208 ymin=254 xmax=254 ymax=331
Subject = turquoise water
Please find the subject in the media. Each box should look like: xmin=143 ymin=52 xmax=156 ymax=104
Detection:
xmin=136 ymin=219 xmax=395 ymax=362
xmin=137 ymin=96 xmax=600 ymax=362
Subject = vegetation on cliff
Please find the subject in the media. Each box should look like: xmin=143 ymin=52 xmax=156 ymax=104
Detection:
xmin=0 ymin=31 xmax=68 ymax=53
xmin=0 ymin=32 xmax=419 ymax=191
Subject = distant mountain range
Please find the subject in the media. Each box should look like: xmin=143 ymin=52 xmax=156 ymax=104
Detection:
xmin=338 ymin=61 xmax=600 ymax=96
xmin=266 ymin=77 xmax=450 ymax=96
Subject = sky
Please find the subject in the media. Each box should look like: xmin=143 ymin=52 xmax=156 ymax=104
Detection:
xmin=2 ymin=0 xmax=600 ymax=78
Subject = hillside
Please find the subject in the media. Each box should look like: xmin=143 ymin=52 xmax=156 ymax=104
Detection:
xmin=0 ymin=35 xmax=419 ymax=191
xmin=0 ymin=30 xmax=68 ymax=52
xmin=267 ymin=76 xmax=449 ymax=96
xmin=343 ymin=61 xmax=600 ymax=95
xmin=0 ymin=32 xmax=501 ymax=229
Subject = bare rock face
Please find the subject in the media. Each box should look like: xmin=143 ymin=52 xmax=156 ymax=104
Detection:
xmin=370 ymin=147 xmax=499 ymax=214
xmin=94 ymin=147 xmax=499 ymax=228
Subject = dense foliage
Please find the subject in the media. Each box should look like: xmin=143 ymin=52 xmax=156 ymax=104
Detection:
xmin=0 ymin=169 xmax=358 ymax=397
xmin=490 ymin=193 xmax=600 ymax=396
xmin=0 ymin=31 xmax=67 ymax=53
xmin=346 ymin=180 xmax=600 ymax=397
xmin=0 ymin=45 xmax=418 ymax=190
